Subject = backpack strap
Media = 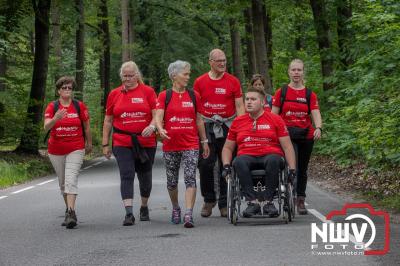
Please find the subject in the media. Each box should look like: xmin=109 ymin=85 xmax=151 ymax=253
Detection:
xmin=305 ymin=88 xmax=312 ymax=115
xmin=279 ymin=84 xmax=312 ymax=115
xmin=279 ymin=84 xmax=288 ymax=115
xmin=165 ymin=88 xmax=197 ymax=113
xmin=43 ymin=100 xmax=60 ymax=144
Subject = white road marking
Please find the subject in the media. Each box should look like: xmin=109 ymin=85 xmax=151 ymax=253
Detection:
xmin=305 ymin=202 xmax=309 ymax=206
xmin=0 ymin=196 xmax=8 ymax=200
xmin=93 ymin=161 xmax=102 ymax=166
xmin=308 ymin=208 xmax=369 ymax=249
xmin=11 ymin=186 xmax=35 ymax=194
xmin=37 ymin=179 xmax=56 ymax=186
xmin=83 ymin=165 xmax=92 ymax=170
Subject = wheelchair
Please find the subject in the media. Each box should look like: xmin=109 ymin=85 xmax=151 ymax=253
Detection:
xmin=226 ymin=158 xmax=295 ymax=225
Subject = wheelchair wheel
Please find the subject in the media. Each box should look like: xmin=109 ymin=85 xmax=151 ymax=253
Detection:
xmin=227 ymin=176 xmax=234 ymax=223
xmin=288 ymin=182 xmax=295 ymax=221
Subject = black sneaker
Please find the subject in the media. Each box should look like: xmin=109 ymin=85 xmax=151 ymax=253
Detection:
xmin=140 ymin=206 xmax=150 ymax=221
xmin=123 ymin=213 xmax=135 ymax=226
xmin=61 ymin=208 xmax=68 ymax=226
xmin=65 ymin=209 xmax=77 ymax=229
xmin=263 ymin=202 xmax=279 ymax=217
xmin=243 ymin=202 xmax=261 ymax=218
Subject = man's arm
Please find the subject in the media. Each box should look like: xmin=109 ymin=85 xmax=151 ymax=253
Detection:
xmin=222 ymin=139 xmax=237 ymax=166
xmin=279 ymin=136 xmax=296 ymax=170
xmin=235 ymin=97 xmax=245 ymax=116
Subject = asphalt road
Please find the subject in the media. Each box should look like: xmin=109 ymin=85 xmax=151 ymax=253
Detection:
xmin=0 ymin=149 xmax=399 ymax=266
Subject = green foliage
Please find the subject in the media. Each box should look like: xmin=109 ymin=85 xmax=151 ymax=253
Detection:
xmin=315 ymin=0 xmax=400 ymax=169
xmin=0 ymin=153 xmax=53 ymax=188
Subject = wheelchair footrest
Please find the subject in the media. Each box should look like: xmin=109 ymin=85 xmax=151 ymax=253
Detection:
xmin=242 ymin=214 xmax=280 ymax=219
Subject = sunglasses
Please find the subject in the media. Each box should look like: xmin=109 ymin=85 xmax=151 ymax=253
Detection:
xmin=61 ymin=85 xmax=73 ymax=91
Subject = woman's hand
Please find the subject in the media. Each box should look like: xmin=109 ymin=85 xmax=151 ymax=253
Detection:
xmin=103 ymin=146 xmax=112 ymax=159
xmin=158 ymin=128 xmax=170 ymax=140
xmin=85 ymin=143 xmax=93 ymax=155
xmin=54 ymin=108 xmax=67 ymax=121
xmin=141 ymin=125 xmax=155 ymax=137
xmin=313 ymin=128 xmax=322 ymax=140
xmin=202 ymin=143 xmax=210 ymax=158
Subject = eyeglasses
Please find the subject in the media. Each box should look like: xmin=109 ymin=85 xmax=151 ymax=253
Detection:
xmin=61 ymin=86 xmax=73 ymax=91
xmin=210 ymin=59 xmax=226 ymax=63
xmin=123 ymin=73 xmax=138 ymax=79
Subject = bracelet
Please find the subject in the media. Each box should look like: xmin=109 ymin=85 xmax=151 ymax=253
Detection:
xmin=149 ymin=124 xmax=156 ymax=131
xmin=316 ymin=127 xmax=322 ymax=132
xmin=200 ymin=139 xmax=208 ymax=143
xmin=102 ymin=144 xmax=109 ymax=147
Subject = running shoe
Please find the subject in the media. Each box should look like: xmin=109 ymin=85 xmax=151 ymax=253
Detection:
xmin=171 ymin=207 xmax=181 ymax=224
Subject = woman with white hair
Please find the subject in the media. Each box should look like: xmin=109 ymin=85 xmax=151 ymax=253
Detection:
xmin=102 ymin=61 xmax=157 ymax=226
xmin=155 ymin=60 xmax=210 ymax=228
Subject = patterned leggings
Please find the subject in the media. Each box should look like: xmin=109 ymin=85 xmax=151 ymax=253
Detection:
xmin=163 ymin=149 xmax=199 ymax=190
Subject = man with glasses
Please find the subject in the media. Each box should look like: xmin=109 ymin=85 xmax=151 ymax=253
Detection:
xmin=194 ymin=48 xmax=245 ymax=218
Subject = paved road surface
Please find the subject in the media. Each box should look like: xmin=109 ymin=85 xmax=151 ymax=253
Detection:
xmin=1 ymin=149 xmax=399 ymax=265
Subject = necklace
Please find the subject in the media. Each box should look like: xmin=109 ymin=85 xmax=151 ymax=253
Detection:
xmin=173 ymin=88 xmax=185 ymax=98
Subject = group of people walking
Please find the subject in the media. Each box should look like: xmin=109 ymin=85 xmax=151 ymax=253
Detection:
xmin=44 ymin=48 xmax=322 ymax=229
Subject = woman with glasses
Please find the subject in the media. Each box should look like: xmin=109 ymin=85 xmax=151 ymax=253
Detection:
xmin=44 ymin=76 xmax=92 ymax=229
xmin=102 ymin=61 xmax=157 ymax=226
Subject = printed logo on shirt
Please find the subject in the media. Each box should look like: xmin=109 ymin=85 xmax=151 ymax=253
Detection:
xmin=182 ymin=101 xmax=194 ymax=108
xmin=55 ymin=126 xmax=79 ymax=131
xmin=215 ymin=87 xmax=226 ymax=94
xmin=297 ymin=97 xmax=307 ymax=103
xmin=257 ymin=124 xmax=271 ymax=130
xmin=131 ymin=97 xmax=144 ymax=103
xmin=67 ymin=113 xmax=79 ymax=118
xmin=243 ymin=136 xmax=272 ymax=142
xmin=204 ymin=102 xmax=226 ymax=109
xmin=285 ymin=111 xmax=308 ymax=117
xmin=169 ymin=116 xmax=193 ymax=123
xmin=121 ymin=111 xmax=146 ymax=118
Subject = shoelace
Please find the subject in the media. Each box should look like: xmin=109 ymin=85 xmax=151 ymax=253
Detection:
xmin=172 ymin=208 xmax=181 ymax=221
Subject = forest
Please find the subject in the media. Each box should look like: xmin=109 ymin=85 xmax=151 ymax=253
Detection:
xmin=0 ymin=0 xmax=399 ymax=209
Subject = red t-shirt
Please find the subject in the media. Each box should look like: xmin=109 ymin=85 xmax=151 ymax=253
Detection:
xmin=193 ymin=72 xmax=242 ymax=118
xmin=45 ymin=100 xmax=89 ymax=155
xmin=227 ymin=111 xmax=289 ymax=157
xmin=272 ymin=86 xmax=319 ymax=139
xmin=156 ymin=90 xmax=201 ymax=152
xmin=106 ymin=84 xmax=157 ymax=148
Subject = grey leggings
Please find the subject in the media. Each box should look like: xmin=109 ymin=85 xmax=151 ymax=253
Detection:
xmin=163 ymin=149 xmax=199 ymax=190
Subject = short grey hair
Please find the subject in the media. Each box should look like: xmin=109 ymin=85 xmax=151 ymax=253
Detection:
xmin=167 ymin=60 xmax=190 ymax=80
xmin=119 ymin=61 xmax=143 ymax=84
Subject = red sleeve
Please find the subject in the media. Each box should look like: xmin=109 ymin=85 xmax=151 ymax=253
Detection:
xmin=105 ymin=90 xmax=116 ymax=116
xmin=156 ymin=91 xmax=166 ymax=110
xmin=194 ymin=91 xmax=203 ymax=114
xmin=147 ymin=87 xmax=157 ymax=110
xmin=272 ymin=88 xmax=282 ymax=107
xmin=310 ymin=92 xmax=319 ymax=110
xmin=232 ymin=76 xmax=242 ymax=98
xmin=44 ymin=102 xmax=54 ymax=119
xmin=274 ymin=115 xmax=289 ymax=137
xmin=79 ymin=102 xmax=90 ymax=122
xmin=227 ymin=118 xmax=238 ymax=141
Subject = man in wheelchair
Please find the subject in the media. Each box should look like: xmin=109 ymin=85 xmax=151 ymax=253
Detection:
xmin=221 ymin=87 xmax=296 ymax=217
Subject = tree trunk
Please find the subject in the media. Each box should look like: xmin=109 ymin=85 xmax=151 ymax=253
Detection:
xmin=243 ymin=7 xmax=257 ymax=80
xmin=310 ymin=0 xmax=335 ymax=90
xmin=75 ymin=0 xmax=85 ymax=100
xmin=262 ymin=3 xmax=273 ymax=73
xmin=16 ymin=0 xmax=51 ymax=154
xmin=98 ymin=0 xmax=111 ymax=110
xmin=229 ymin=18 xmax=243 ymax=83
xmin=121 ymin=0 xmax=132 ymax=62
xmin=251 ymin=0 xmax=272 ymax=93
xmin=51 ymin=0 xmax=62 ymax=96
xmin=336 ymin=0 xmax=354 ymax=68
xmin=295 ymin=0 xmax=304 ymax=51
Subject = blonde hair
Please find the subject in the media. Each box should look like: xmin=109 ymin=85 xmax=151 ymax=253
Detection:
xmin=288 ymin=58 xmax=305 ymax=85
xmin=119 ymin=61 xmax=144 ymax=84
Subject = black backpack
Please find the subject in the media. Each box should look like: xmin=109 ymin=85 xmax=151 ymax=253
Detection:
xmin=279 ymin=84 xmax=312 ymax=115
xmin=165 ymin=88 xmax=197 ymax=113
xmin=43 ymin=99 xmax=84 ymax=143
